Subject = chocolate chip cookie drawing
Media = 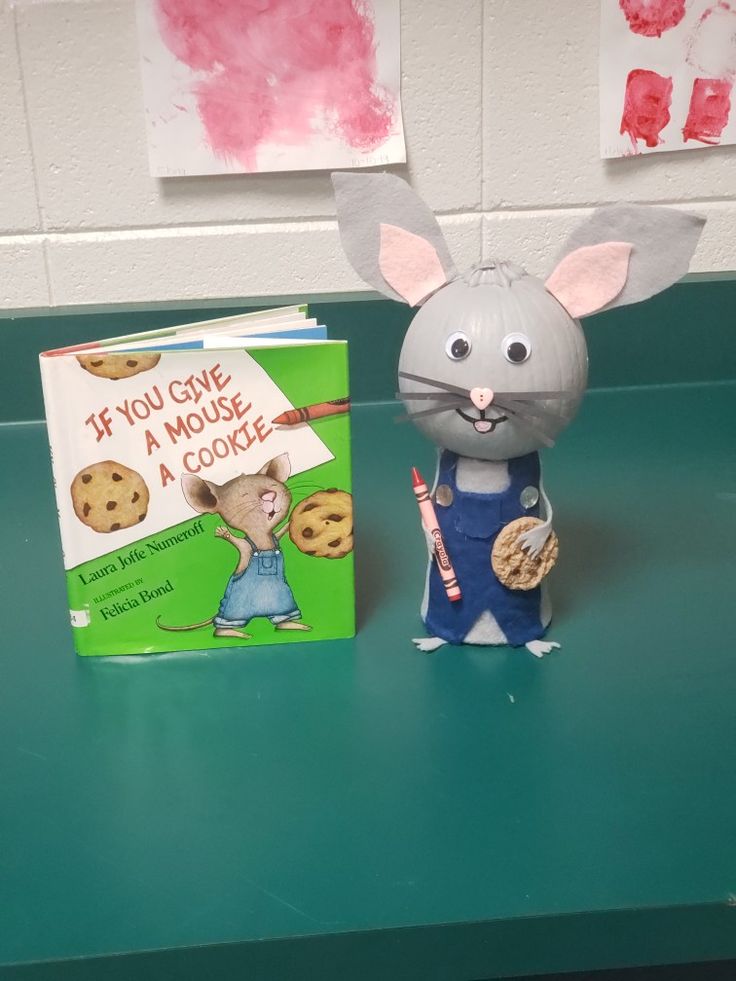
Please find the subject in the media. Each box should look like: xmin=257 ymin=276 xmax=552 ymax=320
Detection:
xmin=71 ymin=461 xmax=150 ymax=533
xmin=76 ymin=352 xmax=161 ymax=380
xmin=289 ymin=489 xmax=353 ymax=558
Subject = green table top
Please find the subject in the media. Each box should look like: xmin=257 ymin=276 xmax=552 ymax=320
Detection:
xmin=2 ymin=387 xmax=736 ymax=980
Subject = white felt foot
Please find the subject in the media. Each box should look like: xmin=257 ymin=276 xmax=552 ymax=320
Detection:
xmin=412 ymin=636 xmax=448 ymax=653
xmin=525 ymin=639 xmax=561 ymax=658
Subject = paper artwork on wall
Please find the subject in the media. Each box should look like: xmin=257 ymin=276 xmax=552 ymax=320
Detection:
xmin=600 ymin=0 xmax=736 ymax=157
xmin=136 ymin=0 xmax=405 ymax=176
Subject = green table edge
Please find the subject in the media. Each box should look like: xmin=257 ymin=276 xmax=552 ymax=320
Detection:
xmin=3 ymin=903 xmax=736 ymax=980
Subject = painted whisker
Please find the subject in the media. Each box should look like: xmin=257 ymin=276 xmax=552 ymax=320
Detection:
xmin=394 ymin=399 xmax=467 ymax=423
xmin=493 ymin=390 xmax=573 ymax=401
xmin=398 ymin=371 xmax=470 ymax=398
xmin=497 ymin=398 xmax=573 ymax=427
xmin=396 ymin=391 xmax=465 ymax=401
xmin=498 ymin=404 xmax=556 ymax=448
xmin=495 ymin=396 xmax=561 ymax=423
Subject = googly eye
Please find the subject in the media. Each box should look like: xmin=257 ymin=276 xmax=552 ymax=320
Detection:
xmin=502 ymin=332 xmax=532 ymax=364
xmin=445 ymin=331 xmax=471 ymax=361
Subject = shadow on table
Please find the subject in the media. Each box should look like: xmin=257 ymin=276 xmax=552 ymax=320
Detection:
xmin=551 ymin=514 xmax=645 ymax=623
xmin=353 ymin=523 xmax=396 ymax=632
xmin=504 ymin=958 xmax=736 ymax=981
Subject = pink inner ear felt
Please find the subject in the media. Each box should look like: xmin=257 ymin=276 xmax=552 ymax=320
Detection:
xmin=545 ymin=242 xmax=633 ymax=318
xmin=378 ymin=223 xmax=448 ymax=306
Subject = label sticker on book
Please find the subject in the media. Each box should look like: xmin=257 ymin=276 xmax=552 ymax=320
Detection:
xmin=70 ymin=609 xmax=91 ymax=628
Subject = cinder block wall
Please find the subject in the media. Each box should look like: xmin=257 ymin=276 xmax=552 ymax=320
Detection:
xmin=1 ymin=0 xmax=734 ymax=310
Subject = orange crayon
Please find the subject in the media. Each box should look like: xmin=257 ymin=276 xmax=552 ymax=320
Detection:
xmin=411 ymin=466 xmax=462 ymax=603
xmin=272 ymin=397 xmax=350 ymax=426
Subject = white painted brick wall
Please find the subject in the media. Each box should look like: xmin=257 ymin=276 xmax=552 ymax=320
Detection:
xmin=1 ymin=0 xmax=734 ymax=310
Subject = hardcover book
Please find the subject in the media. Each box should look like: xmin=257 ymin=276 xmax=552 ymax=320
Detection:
xmin=39 ymin=306 xmax=354 ymax=655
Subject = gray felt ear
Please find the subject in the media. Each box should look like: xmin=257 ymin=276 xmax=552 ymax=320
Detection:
xmin=551 ymin=204 xmax=705 ymax=310
xmin=332 ymin=172 xmax=457 ymax=303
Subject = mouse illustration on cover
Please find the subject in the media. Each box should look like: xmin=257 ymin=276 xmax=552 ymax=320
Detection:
xmin=158 ymin=453 xmax=309 ymax=637
xmin=333 ymin=173 xmax=704 ymax=656
xmin=157 ymin=451 xmax=353 ymax=639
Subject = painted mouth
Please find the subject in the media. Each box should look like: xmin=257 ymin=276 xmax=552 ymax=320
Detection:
xmin=455 ymin=408 xmax=508 ymax=434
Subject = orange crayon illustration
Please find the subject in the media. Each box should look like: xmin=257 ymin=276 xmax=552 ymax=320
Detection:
xmin=411 ymin=466 xmax=462 ymax=603
xmin=272 ymin=397 xmax=351 ymax=426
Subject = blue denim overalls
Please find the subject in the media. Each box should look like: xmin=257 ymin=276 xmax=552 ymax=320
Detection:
xmin=214 ymin=534 xmax=300 ymax=629
xmin=424 ymin=450 xmax=546 ymax=647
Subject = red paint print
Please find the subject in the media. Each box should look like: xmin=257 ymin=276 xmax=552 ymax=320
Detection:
xmin=154 ymin=0 xmax=395 ymax=170
xmin=620 ymin=69 xmax=673 ymax=149
xmin=682 ymin=77 xmax=733 ymax=143
xmin=618 ymin=0 xmax=686 ymax=37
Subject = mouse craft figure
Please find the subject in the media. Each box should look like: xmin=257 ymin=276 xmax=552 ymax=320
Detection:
xmin=333 ymin=173 xmax=704 ymax=656
xmin=158 ymin=453 xmax=353 ymax=640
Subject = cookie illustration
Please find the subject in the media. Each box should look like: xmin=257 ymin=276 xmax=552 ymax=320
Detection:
xmin=71 ymin=461 xmax=150 ymax=533
xmin=76 ymin=352 xmax=161 ymax=380
xmin=289 ymin=489 xmax=353 ymax=558
xmin=491 ymin=517 xmax=558 ymax=591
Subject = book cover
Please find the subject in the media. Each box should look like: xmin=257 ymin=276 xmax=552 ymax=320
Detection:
xmin=40 ymin=309 xmax=354 ymax=655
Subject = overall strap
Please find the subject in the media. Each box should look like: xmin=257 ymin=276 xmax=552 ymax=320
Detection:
xmin=438 ymin=450 xmax=459 ymax=489
xmin=508 ymin=451 xmax=540 ymax=486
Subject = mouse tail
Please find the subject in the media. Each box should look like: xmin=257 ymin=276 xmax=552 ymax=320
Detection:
xmin=156 ymin=615 xmax=214 ymax=632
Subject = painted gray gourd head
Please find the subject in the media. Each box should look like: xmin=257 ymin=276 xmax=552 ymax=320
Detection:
xmin=333 ymin=173 xmax=705 ymax=462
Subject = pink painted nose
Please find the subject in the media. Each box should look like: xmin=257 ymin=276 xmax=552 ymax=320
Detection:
xmin=470 ymin=387 xmax=494 ymax=410
xmin=261 ymin=491 xmax=276 ymax=503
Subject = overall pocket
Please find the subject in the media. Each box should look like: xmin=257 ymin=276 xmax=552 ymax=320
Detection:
xmin=257 ymin=552 xmax=279 ymax=576
xmin=453 ymin=497 xmax=503 ymax=540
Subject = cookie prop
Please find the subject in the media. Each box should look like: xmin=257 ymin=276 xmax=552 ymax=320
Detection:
xmin=76 ymin=352 xmax=161 ymax=380
xmin=71 ymin=461 xmax=150 ymax=533
xmin=289 ymin=489 xmax=353 ymax=559
xmin=491 ymin=517 xmax=558 ymax=591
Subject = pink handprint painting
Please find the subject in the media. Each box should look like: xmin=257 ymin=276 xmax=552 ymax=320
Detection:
xmin=137 ymin=0 xmax=405 ymax=176
xmin=601 ymin=0 xmax=736 ymax=156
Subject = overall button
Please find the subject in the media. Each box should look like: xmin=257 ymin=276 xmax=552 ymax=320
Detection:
xmin=520 ymin=485 xmax=539 ymax=509
xmin=435 ymin=484 xmax=453 ymax=507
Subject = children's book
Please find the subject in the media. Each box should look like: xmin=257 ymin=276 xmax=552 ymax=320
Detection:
xmin=39 ymin=306 xmax=354 ymax=655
